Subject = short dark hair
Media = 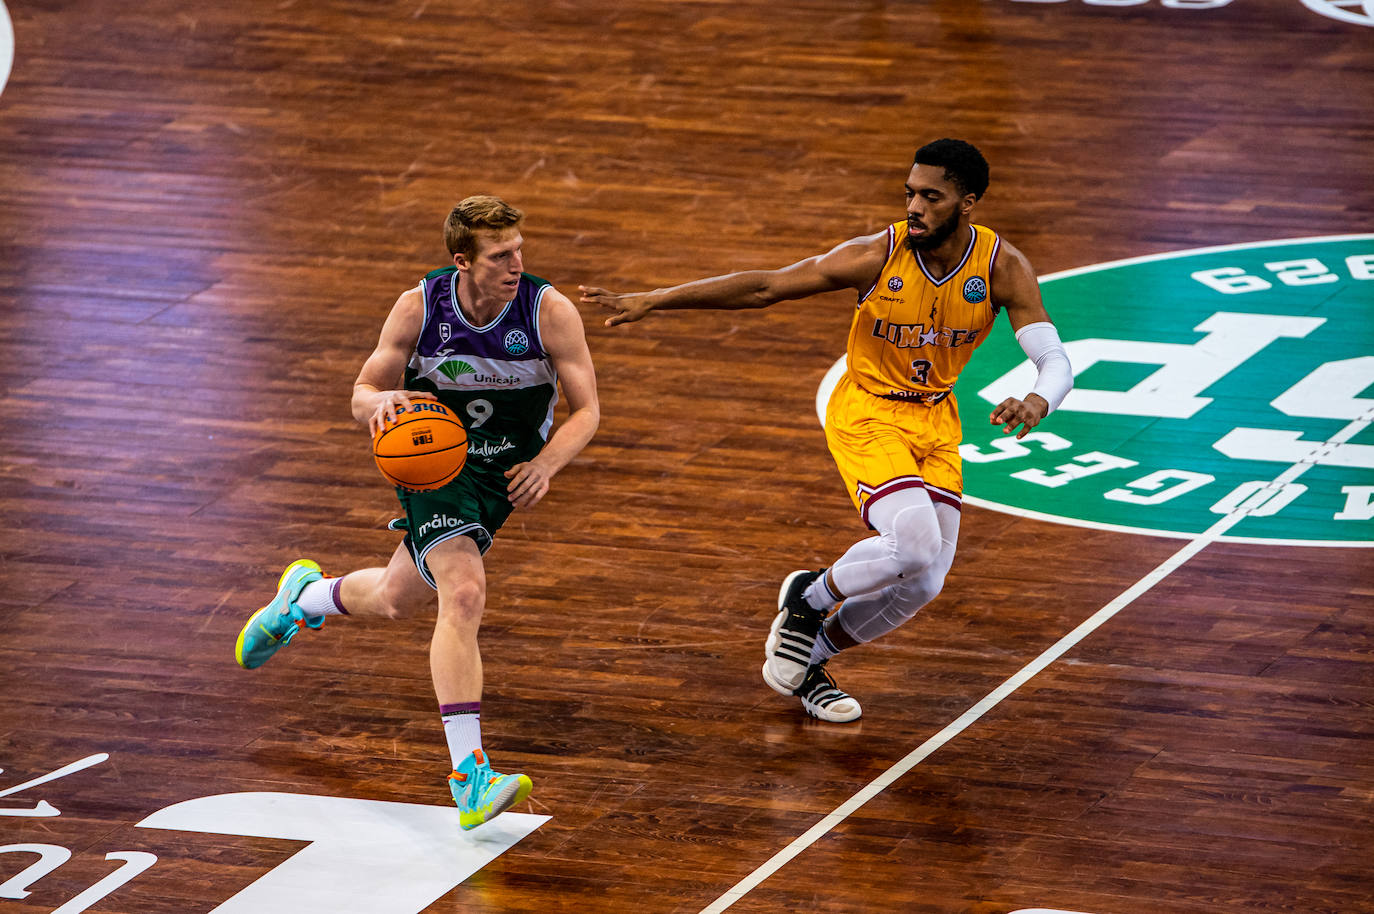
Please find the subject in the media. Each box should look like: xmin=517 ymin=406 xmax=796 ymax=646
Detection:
xmin=914 ymin=139 xmax=990 ymax=200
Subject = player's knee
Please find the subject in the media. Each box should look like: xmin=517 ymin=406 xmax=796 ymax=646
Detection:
xmin=437 ymin=577 xmax=485 ymax=625
xmin=891 ymin=507 xmax=942 ymax=574
xmin=904 ymin=568 xmax=946 ymax=609
xmin=880 ymin=568 xmax=945 ymax=628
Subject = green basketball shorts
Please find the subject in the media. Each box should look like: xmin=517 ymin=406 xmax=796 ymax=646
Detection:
xmin=388 ymin=464 xmax=514 ymax=589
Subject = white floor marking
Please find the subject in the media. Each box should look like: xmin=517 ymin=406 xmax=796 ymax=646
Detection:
xmin=698 ymin=409 xmax=1372 ymax=914
xmin=0 ymin=754 xmax=109 ymax=817
xmin=140 ymin=792 xmax=548 ymax=913
xmin=0 ymin=1 xmax=12 ymax=98
xmin=50 ymin=852 xmax=158 ymax=914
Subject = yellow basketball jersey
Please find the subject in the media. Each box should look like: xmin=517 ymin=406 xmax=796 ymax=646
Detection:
xmin=845 ymin=222 xmax=1000 ymax=400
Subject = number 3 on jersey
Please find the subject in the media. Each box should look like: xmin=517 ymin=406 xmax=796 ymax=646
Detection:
xmin=909 ymin=359 xmax=932 ymax=384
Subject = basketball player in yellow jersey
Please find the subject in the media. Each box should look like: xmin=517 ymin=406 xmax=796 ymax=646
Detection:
xmin=581 ymin=139 xmax=1073 ymax=723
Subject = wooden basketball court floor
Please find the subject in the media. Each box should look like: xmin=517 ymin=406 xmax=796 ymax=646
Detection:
xmin=1 ymin=2 xmax=1371 ymax=912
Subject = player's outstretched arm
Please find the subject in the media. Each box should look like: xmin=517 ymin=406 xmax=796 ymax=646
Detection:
xmin=580 ymin=231 xmax=888 ymax=326
xmin=352 ymin=287 xmax=437 ymax=437
xmin=988 ymin=241 xmax=1072 ymax=439
xmin=504 ymin=288 xmax=601 ymax=509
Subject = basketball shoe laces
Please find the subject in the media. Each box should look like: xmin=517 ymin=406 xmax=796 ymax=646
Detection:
xmin=449 ymin=750 xmax=491 ymax=808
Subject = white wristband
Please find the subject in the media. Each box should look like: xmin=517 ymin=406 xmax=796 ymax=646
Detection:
xmin=1014 ymin=321 xmax=1072 ymax=414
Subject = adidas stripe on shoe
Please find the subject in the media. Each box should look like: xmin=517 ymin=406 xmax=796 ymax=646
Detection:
xmin=794 ymin=662 xmax=862 ymax=723
xmin=762 ymin=568 xmax=828 ymax=695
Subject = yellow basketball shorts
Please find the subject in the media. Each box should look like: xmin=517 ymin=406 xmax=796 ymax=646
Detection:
xmin=824 ymin=372 xmax=965 ymax=527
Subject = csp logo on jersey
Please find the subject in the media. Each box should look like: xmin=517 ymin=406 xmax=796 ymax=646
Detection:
xmin=504 ymin=329 xmax=530 ymax=355
xmin=887 ymin=276 xmax=904 ymax=292
xmin=962 ymin=276 xmax=987 ymax=303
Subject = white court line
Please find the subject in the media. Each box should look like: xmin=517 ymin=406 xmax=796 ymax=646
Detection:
xmin=698 ymin=407 xmax=1374 ymax=914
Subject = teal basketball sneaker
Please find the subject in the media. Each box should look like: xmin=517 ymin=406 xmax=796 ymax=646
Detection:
xmin=448 ymin=749 xmax=533 ymax=831
xmin=235 ymin=559 xmax=324 ymax=669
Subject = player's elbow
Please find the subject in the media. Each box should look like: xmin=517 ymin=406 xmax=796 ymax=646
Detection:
xmin=745 ymin=271 xmax=790 ymax=309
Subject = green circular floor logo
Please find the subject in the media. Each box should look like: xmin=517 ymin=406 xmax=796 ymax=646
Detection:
xmin=818 ymin=236 xmax=1374 ymax=546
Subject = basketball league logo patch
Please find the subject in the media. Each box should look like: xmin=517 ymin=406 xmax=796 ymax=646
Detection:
xmin=504 ymin=329 xmax=530 ymax=355
xmin=887 ymin=276 xmax=904 ymax=292
xmin=962 ymin=276 xmax=987 ymax=303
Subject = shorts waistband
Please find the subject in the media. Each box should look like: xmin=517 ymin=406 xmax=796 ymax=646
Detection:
xmin=874 ymin=388 xmax=951 ymax=405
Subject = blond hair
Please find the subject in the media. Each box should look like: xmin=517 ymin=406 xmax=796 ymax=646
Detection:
xmin=444 ymin=195 xmax=524 ymax=260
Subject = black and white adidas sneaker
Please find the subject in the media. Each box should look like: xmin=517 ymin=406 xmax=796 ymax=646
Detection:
xmin=762 ymin=569 xmax=828 ymax=695
xmin=794 ymin=662 xmax=862 ymax=723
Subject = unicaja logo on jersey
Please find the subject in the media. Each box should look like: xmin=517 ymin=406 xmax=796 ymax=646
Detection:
xmin=887 ymin=277 xmax=904 ymax=292
xmin=437 ymin=360 xmax=476 ymax=381
xmin=962 ymin=276 xmax=987 ymax=303
xmin=504 ymin=329 xmax=530 ymax=355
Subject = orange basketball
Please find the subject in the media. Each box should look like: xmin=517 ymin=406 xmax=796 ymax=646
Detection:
xmin=372 ymin=399 xmax=468 ymax=491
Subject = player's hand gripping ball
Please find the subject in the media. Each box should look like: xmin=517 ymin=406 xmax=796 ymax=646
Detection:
xmin=372 ymin=400 xmax=467 ymax=491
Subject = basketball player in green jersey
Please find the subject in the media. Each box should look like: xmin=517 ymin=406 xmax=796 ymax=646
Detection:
xmin=234 ymin=196 xmax=600 ymax=830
